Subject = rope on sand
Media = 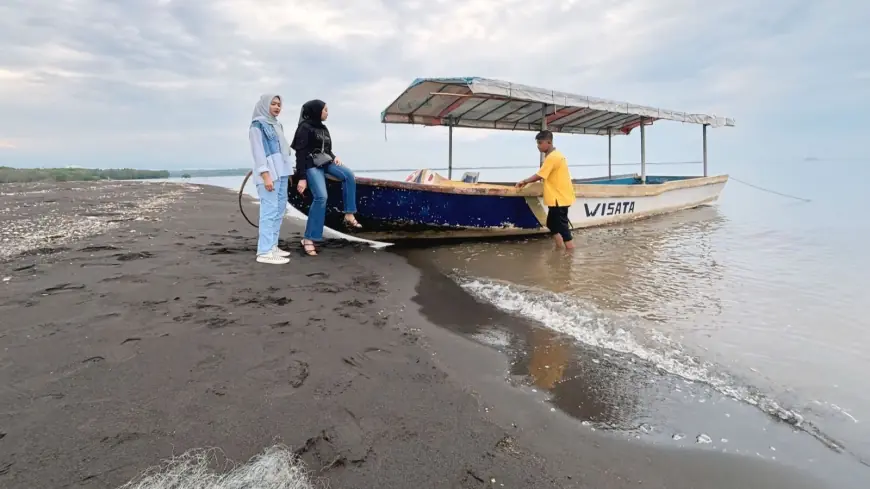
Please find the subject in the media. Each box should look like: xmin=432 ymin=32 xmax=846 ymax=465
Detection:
xmin=729 ymin=176 xmax=812 ymax=203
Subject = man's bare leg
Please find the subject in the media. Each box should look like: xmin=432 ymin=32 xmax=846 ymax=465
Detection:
xmin=553 ymin=233 xmax=565 ymax=248
xmin=564 ymin=238 xmax=575 ymax=250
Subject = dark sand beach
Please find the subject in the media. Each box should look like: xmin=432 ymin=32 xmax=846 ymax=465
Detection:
xmin=0 ymin=181 xmax=830 ymax=488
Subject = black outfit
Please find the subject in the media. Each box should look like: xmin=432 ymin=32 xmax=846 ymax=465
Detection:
xmin=546 ymin=206 xmax=573 ymax=242
xmin=290 ymin=99 xmax=334 ymax=181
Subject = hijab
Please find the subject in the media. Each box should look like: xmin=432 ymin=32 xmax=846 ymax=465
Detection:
xmin=291 ymin=99 xmax=328 ymax=151
xmin=251 ymin=93 xmax=291 ymax=157
xmin=298 ymin=99 xmax=326 ymax=128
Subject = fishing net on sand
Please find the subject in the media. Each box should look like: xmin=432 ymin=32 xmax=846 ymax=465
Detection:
xmin=117 ymin=445 xmax=320 ymax=489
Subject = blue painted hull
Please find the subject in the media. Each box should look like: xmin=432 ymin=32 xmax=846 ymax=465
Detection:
xmin=286 ymin=176 xmax=543 ymax=240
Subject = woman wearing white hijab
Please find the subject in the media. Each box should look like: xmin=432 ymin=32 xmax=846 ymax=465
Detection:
xmin=249 ymin=94 xmax=293 ymax=264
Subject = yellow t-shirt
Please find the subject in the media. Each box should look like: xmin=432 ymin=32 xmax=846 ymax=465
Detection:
xmin=536 ymin=149 xmax=575 ymax=207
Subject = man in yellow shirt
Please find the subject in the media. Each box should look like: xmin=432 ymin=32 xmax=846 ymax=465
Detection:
xmin=515 ymin=130 xmax=576 ymax=249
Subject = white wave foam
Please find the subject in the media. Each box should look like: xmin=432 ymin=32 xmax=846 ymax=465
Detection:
xmin=459 ymin=277 xmax=845 ymax=450
xmin=462 ymin=277 xmax=732 ymax=387
xmin=117 ymin=445 xmax=317 ymax=489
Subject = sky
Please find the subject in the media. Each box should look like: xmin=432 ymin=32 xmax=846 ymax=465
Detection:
xmin=1 ymin=0 xmax=868 ymax=180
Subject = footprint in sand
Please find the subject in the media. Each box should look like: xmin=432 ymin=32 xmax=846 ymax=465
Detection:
xmin=41 ymin=283 xmax=86 ymax=294
xmin=114 ymin=251 xmax=154 ymax=261
xmin=247 ymin=356 xmax=311 ymax=394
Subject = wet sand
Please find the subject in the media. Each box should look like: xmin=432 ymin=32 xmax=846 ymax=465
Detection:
xmin=0 ymin=181 xmax=829 ymax=488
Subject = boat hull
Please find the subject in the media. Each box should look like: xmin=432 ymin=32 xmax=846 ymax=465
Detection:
xmin=286 ymin=172 xmax=728 ymax=241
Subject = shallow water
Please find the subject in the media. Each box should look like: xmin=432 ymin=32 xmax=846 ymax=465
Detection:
xmin=181 ymin=161 xmax=870 ymax=485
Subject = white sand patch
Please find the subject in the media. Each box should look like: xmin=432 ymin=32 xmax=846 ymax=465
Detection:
xmin=0 ymin=181 xmax=200 ymax=260
xmin=117 ymin=445 xmax=319 ymax=489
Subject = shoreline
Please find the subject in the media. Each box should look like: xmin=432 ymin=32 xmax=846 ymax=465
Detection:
xmin=402 ymin=249 xmax=870 ymax=486
xmin=0 ymin=181 xmax=832 ymax=488
xmin=400 ymin=253 xmax=854 ymax=488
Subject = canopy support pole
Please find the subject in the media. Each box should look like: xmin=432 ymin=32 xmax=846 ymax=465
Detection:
xmin=702 ymin=123 xmax=708 ymax=177
xmin=640 ymin=117 xmax=647 ymax=184
xmin=607 ymin=127 xmax=612 ymax=179
xmin=540 ymin=104 xmax=548 ymax=167
xmin=448 ymin=118 xmax=454 ymax=180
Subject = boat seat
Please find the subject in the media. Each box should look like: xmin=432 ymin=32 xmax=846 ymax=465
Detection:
xmin=404 ymin=169 xmax=449 ymax=185
xmin=461 ymin=172 xmax=480 ymax=183
xmin=402 ymin=169 xmax=510 ymax=190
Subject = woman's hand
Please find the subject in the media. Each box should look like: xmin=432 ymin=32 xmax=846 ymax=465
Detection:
xmin=262 ymin=173 xmax=274 ymax=191
xmin=334 ymin=156 xmax=343 ymax=166
xmin=297 ymin=179 xmax=307 ymax=194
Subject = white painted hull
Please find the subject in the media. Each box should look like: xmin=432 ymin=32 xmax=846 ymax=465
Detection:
xmin=561 ymin=180 xmax=726 ymax=229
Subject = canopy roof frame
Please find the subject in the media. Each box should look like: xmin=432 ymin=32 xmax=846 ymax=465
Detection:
xmin=380 ymin=77 xmax=735 ymax=136
xmin=379 ymin=77 xmax=733 ymax=182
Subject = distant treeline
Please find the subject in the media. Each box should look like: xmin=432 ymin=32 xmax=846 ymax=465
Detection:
xmin=170 ymin=168 xmax=249 ymax=178
xmin=0 ymin=166 xmax=170 ymax=183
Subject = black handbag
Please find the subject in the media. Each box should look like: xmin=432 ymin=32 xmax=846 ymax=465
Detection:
xmin=310 ymin=136 xmax=333 ymax=167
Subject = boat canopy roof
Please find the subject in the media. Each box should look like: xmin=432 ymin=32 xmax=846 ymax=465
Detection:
xmin=380 ymin=77 xmax=735 ymax=136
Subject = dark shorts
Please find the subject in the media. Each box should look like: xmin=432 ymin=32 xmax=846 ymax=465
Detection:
xmin=546 ymin=206 xmax=573 ymax=241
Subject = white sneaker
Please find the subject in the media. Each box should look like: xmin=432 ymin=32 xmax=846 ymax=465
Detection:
xmin=256 ymin=251 xmax=290 ymax=264
xmin=272 ymin=246 xmax=291 ymax=257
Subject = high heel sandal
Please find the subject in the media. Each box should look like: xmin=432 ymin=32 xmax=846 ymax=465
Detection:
xmin=300 ymin=240 xmax=317 ymax=256
xmin=343 ymin=216 xmax=363 ymax=230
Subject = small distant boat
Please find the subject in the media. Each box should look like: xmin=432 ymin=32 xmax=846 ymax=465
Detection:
xmin=285 ymin=77 xmax=734 ymax=242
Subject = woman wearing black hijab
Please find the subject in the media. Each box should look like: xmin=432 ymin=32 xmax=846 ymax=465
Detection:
xmin=290 ymin=99 xmax=361 ymax=257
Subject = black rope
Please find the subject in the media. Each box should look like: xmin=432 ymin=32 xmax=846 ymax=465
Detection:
xmin=729 ymin=176 xmax=812 ymax=202
xmin=351 ymin=161 xmax=703 ymax=174
xmin=239 ymin=170 xmax=258 ymax=228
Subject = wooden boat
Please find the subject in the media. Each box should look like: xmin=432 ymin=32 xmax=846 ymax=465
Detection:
xmin=286 ymin=77 xmax=734 ymax=242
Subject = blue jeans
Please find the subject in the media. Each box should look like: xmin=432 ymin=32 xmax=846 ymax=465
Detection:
xmin=304 ymin=163 xmax=357 ymax=241
xmin=256 ymin=175 xmax=288 ymax=255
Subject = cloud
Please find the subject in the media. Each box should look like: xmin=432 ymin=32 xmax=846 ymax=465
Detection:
xmin=0 ymin=140 xmax=16 ymax=150
xmin=0 ymin=0 xmax=868 ymax=171
xmin=212 ymin=0 xmax=400 ymax=46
